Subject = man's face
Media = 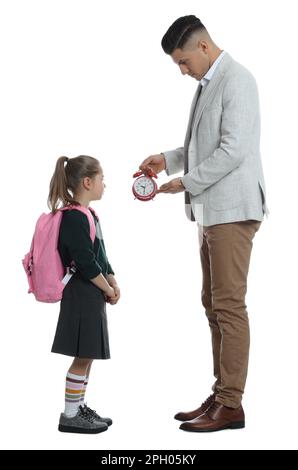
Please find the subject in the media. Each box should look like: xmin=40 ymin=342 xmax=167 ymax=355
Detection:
xmin=171 ymin=40 xmax=211 ymax=81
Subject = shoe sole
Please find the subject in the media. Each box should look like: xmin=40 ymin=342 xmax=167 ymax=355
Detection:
xmin=58 ymin=424 xmax=108 ymax=434
xmin=180 ymin=421 xmax=245 ymax=432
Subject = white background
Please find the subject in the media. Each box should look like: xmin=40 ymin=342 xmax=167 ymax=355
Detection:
xmin=1 ymin=0 xmax=297 ymax=450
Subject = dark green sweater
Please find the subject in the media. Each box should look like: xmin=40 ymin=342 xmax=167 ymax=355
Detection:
xmin=58 ymin=209 xmax=115 ymax=280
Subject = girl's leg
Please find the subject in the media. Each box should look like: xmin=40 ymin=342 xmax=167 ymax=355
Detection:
xmin=69 ymin=357 xmax=93 ymax=376
xmin=64 ymin=358 xmax=93 ymax=417
xmin=79 ymin=360 xmax=93 ymax=406
xmin=85 ymin=361 xmax=93 ymax=379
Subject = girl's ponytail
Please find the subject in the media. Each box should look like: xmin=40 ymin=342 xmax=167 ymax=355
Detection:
xmin=47 ymin=155 xmax=101 ymax=213
xmin=47 ymin=156 xmax=80 ymax=213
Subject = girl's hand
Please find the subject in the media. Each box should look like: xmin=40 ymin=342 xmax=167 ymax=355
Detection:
xmin=104 ymin=286 xmax=115 ymax=301
xmin=104 ymin=285 xmax=120 ymax=305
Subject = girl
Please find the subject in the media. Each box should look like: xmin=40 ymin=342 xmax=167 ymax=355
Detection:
xmin=48 ymin=155 xmax=120 ymax=434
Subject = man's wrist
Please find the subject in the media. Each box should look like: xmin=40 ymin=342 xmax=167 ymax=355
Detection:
xmin=160 ymin=152 xmax=167 ymax=172
xmin=179 ymin=177 xmax=186 ymax=190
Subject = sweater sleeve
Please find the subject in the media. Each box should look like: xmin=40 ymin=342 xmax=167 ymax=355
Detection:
xmin=100 ymin=237 xmax=115 ymax=275
xmin=60 ymin=210 xmax=103 ymax=280
xmin=107 ymin=261 xmax=115 ymax=275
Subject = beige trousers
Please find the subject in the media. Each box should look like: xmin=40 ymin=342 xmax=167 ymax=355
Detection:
xmin=199 ymin=220 xmax=262 ymax=408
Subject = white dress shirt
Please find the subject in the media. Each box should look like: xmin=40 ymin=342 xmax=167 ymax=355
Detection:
xmin=200 ymin=50 xmax=226 ymax=88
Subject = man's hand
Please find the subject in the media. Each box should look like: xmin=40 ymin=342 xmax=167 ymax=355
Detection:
xmin=157 ymin=177 xmax=185 ymax=194
xmin=139 ymin=154 xmax=166 ymax=175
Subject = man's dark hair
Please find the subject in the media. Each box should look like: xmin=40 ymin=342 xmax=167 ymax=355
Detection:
xmin=161 ymin=15 xmax=206 ymax=55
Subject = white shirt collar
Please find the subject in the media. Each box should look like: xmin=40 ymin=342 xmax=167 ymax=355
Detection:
xmin=200 ymin=50 xmax=226 ymax=87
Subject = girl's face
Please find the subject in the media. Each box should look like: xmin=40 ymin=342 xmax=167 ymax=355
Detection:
xmin=91 ymin=171 xmax=106 ymax=200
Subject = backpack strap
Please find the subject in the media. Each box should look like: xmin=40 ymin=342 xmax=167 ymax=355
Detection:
xmin=60 ymin=204 xmax=97 ymax=243
xmin=88 ymin=206 xmax=99 ymax=223
xmin=59 ymin=205 xmax=98 ymax=279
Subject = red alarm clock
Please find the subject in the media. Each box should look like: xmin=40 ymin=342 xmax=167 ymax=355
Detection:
xmin=132 ymin=168 xmax=158 ymax=201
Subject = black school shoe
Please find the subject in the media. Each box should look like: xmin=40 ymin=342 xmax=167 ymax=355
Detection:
xmin=82 ymin=403 xmax=113 ymax=426
xmin=58 ymin=405 xmax=108 ymax=434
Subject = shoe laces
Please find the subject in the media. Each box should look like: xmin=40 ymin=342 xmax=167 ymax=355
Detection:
xmin=78 ymin=404 xmax=96 ymax=423
xmin=201 ymin=394 xmax=215 ymax=408
xmin=82 ymin=403 xmax=101 ymax=420
xmin=205 ymin=400 xmax=221 ymax=416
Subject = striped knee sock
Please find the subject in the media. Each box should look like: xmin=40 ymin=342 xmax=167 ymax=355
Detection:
xmin=64 ymin=372 xmax=86 ymax=417
xmin=79 ymin=376 xmax=89 ymax=407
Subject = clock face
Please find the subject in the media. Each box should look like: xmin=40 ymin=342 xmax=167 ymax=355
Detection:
xmin=133 ymin=176 xmax=155 ymax=198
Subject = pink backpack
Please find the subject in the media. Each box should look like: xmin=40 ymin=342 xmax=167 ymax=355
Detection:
xmin=22 ymin=204 xmax=98 ymax=303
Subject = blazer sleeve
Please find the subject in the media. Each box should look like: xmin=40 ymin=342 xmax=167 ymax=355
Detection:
xmin=162 ymin=147 xmax=184 ymax=176
xmin=181 ymin=71 xmax=260 ymax=196
xmin=60 ymin=210 xmax=103 ymax=280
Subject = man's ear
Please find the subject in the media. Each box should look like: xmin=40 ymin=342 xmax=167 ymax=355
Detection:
xmin=199 ymin=40 xmax=209 ymax=54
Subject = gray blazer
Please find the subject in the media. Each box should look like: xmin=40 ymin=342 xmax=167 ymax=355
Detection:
xmin=163 ymin=52 xmax=269 ymax=226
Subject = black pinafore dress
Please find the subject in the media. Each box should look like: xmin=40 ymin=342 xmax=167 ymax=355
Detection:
xmin=51 ymin=209 xmax=112 ymax=359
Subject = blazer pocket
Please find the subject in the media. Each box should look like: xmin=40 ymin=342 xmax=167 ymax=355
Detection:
xmin=207 ymin=171 xmax=243 ymax=211
xmin=203 ymin=104 xmax=222 ymax=112
xmin=199 ymin=106 xmax=223 ymax=136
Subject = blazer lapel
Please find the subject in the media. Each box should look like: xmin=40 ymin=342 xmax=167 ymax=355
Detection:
xmin=188 ymin=53 xmax=234 ymax=136
xmin=184 ymin=84 xmax=203 ymax=147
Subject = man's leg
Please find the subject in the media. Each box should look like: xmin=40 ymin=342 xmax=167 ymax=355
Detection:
xmin=199 ymin=226 xmax=221 ymax=394
xmin=204 ymin=220 xmax=261 ymax=408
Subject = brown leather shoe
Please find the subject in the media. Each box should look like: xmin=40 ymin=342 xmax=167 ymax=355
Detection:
xmin=174 ymin=393 xmax=216 ymax=422
xmin=179 ymin=401 xmax=245 ymax=432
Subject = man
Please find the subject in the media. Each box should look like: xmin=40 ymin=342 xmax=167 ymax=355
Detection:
xmin=139 ymin=15 xmax=269 ymax=432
